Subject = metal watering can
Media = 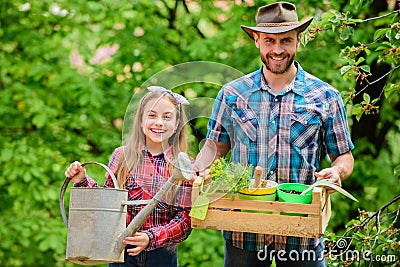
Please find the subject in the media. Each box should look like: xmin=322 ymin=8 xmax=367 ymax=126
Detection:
xmin=59 ymin=152 xmax=193 ymax=265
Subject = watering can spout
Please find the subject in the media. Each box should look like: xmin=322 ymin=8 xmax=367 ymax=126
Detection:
xmin=114 ymin=152 xmax=193 ymax=254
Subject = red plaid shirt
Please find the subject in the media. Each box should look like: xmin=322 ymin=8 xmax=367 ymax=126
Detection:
xmin=75 ymin=145 xmax=192 ymax=250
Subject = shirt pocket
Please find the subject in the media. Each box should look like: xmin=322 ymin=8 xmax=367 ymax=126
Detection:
xmin=290 ymin=111 xmax=321 ymax=149
xmin=231 ymin=108 xmax=258 ymax=144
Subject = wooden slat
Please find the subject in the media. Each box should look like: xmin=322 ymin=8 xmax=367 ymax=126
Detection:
xmin=207 ymin=198 xmax=320 ymax=215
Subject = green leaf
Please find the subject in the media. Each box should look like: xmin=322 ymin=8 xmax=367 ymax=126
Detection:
xmin=350 ymin=0 xmax=363 ymax=9
xmin=22 ymin=172 xmax=32 ymax=182
xmin=340 ymin=65 xmax=352 ymax=75
xmin=352 ymin=104 xmax=363 ymax=114
xmin=363 ymin=93 xmax=370 ymax=103
xmin=321 ymin=12 xmax=335 ymax=22
xmin=209 ymin=158 xmax=252 ymax=193
xmin=300 ymin=179 xmax=358 ymax=202
xmin=346 ymin=219 xmax=360 ymax=227
xmin=386 ymin=29 xmax=394 ymax=42
xmin=355 ymin=57 xmax=365 ymax=65
xmin=359 ymin=65 xmax=370 ymax=73
xmin=375 ymin=46 xmax=389 ymax=51
xmin=356 ymin=111 xmax=363 ymax=121
xmin=374 ymin=28 xmax=389 ymax=41
xmin=301 ymin=34 xmax=308 ymax=46
xmin=371 ymin=98 xmax=379 ymax=104
xmin=340 ymin=26 xmax=354 ymax=41
xmin=32 ymin=113 xmax=47 ymax=128
xmin=394 ymin=165 xmax=400 ymax=179
xmin=329 ymin=17 xmax=339 ymax=24
xmin=0 ymin=148 xmax=13 ymax=162
xmin=384 ymin=83 xmax=400 ymax=100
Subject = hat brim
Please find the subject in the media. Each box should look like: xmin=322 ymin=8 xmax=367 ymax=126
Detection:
xmin=241 ymin=17 xmax=313 ymax=40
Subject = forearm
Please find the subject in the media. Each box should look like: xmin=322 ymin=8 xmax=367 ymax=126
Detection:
xmin=329 ymin=151 xmax=354 ymax=181
xmin=194 ymin=139 xmax=230 ymax=171
xmin=144 ymin=209 xmax=192 ymax=250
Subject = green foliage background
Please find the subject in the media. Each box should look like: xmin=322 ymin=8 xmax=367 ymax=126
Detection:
xmin=0 ymin=0 xmax=399 ymax=266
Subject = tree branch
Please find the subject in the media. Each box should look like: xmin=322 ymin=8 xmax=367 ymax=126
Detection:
xmin=359 ymin=194 xmax=400 ymax=228
xmin=360 ymin=10 xmax=400 ymax=23
xmin=355 ymin=65 xmax=400 ymax=97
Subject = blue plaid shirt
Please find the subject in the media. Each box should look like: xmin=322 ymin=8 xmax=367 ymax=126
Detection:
xmin=207 ymin=62 xmax=354 ymax=251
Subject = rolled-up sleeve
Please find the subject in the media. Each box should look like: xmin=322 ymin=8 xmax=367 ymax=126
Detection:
xmin=324 ymin=91 xmax=354 ymax=155
xmin=207 ymin=88 xmax=231 ymax=143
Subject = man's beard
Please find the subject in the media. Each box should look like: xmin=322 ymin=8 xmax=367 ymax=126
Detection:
xmin=261 ymin=53 xmax=295 ymax=75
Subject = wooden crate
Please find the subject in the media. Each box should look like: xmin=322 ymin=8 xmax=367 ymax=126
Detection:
xmin=191 ymin=178 xmax=331 ymax=238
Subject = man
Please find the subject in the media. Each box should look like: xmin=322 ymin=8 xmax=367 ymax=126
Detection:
xmin=194 ymin=2 xmax=354 ymax=267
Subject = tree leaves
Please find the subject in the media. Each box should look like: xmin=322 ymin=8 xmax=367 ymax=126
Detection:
xmin=340 ymin=26 xmax=354 ymax=41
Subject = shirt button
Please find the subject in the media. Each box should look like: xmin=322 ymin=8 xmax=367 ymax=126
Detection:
xmin=270 ymin=171 xmax=274 ymax=174
xmin=271 ymin=121 xmax=275 ymax=124
xmin=274 ymin=98 xmax=278 ymax=102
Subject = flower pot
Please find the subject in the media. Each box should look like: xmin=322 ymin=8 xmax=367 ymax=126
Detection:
xmin=238 ymin=180 xmax=278 ymax=213
xmin=277 ymin=183 xmax=312 ymax=216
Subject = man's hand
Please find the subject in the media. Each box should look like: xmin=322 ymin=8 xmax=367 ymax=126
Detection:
xmin=192 ymin=139 xmax=230 ymax=183
xmin=315 ymin=151 xmax=354 ymax=194
xmin=314 ymin=166 xmax=342 ymax=194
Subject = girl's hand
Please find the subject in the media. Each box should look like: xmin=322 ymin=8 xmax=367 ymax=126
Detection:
xmin=192 ymin=167 xmax=211 ymax=184
xmin=123 ymin=232 xmax=150 ymax=256
xmin=64 ymin=161 xmax=86 ymax=183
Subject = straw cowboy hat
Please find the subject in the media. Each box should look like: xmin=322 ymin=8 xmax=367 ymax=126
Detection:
xmin=241 ymin=2 xmax=313 ymax=39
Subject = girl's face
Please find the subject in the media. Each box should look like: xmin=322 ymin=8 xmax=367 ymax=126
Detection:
xmin=141 ymin=97 xmax=178 ymax=152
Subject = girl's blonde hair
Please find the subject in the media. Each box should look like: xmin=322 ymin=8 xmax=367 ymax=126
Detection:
xmin=116 ymin=91 xmax=188 ymax=189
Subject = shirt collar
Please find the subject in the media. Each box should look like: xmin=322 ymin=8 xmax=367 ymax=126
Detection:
xmin=142 ymin=144 xmax=175 ymax=162
xmin=253 ymin=61 xmax=305 ymax=97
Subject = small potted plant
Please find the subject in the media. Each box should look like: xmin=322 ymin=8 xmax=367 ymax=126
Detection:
xmin=208 ymin=158 xmax=253 ymax=196
xmin=238 ymin=166 xmax=278 ymax=202
xmin=277 ymin=183 xmax=312 ymax=205
xmin=189 ymin=159 xmax=253 ymax=220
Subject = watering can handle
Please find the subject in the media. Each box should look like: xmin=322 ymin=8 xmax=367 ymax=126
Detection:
xmin=59 ymin=161 xmax=120 ymax=227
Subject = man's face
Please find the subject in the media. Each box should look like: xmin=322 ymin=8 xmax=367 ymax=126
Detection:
xmin=253 ymin=30 xmax=300 ymax=75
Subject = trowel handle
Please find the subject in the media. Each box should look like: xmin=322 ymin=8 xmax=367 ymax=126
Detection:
xmin=59 ymin=161 xmax=120 ymax=228
xmin=254 ymin=166 xmax=262 ymax=188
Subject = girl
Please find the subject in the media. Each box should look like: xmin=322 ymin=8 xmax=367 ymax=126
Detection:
xmin=65 ymin=86 xmax=192 ymax=267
